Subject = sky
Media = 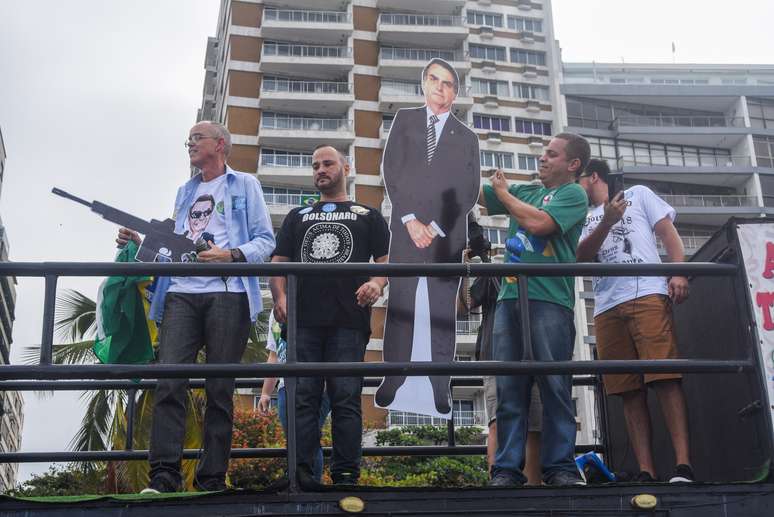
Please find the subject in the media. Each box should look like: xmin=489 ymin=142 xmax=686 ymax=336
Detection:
xmin=0 ymin=0 xmax=773 ymax=485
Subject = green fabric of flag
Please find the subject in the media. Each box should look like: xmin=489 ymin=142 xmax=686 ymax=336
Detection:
xmin=92 ymin=241 xmax=155 ymax=364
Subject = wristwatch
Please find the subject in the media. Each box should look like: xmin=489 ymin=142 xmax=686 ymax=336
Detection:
xmin=230 ymin=248 xmax=245 ymax=262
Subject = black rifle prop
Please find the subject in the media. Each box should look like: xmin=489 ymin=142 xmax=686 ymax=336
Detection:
xmin=52 ymin=188 xmax=204 ymax=263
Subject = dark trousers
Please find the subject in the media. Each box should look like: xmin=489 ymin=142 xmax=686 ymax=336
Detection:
xmin=148 ymin=292 xmax=251 ymax=487
xmin=295 ymin=327 xmax=367 ymax=480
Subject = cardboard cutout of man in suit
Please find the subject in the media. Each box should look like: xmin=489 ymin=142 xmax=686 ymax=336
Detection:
xmin=376 ymin=58 xmax=480 ymax=415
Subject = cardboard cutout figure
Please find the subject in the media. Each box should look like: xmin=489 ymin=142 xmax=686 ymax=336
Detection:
xmin=375 ymin=59 xmax=481 ymax=418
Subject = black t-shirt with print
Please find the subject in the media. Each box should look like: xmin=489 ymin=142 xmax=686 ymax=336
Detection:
xmin=274 ymin=201 xmax=390 ymax=332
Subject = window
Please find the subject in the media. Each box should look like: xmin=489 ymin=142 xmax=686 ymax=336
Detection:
xmin=473 ymin=113 xmax=511 ymax=132
xmin=585 ymin=137 xmax=617 ymax=161
xmin=512 ymin=82 xmax=549 ymax=101
xmin=467 ymin=10 xmax=503 ymax=28
xmin=513 ymin=118 xmax=551 ymax=136
xmin=510 ymin=48 xmax=546 ymax=66
xmin=748 ymin=98 xmax=774 ymax=130
xmin=480 ymin=150 xmax=515 ymax=169
xmin=471 ymin=78 xmax=509 ymax=97
xmin=507 ymin=15 xmax=542 ymax=32
xmin=483 ymin=227 xmax=508 ymax=246
xmin=755 ymin=136 xmax=774 ymax=168
xmin=722 ymin=78 xmax=747 ymax=85
xmin=263 ymin=185 xmax=319 ymax=206
xmin=260 ymin=149 xmax=313 ymax=168
xmin=616 ymin=140 xmax=731 ymax=167
xmin=518 ymin=154 xmax=540 ymax=171
xmin=469 ymin=43 xmax=507 ymax=62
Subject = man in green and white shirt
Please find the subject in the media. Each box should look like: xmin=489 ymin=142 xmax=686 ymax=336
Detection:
xmin=480 ymin=133 xmax=590 ymax=487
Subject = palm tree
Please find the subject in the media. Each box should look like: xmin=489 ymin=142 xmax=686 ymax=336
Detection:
xmin=24 ymin=288 xmax=270 ymax=492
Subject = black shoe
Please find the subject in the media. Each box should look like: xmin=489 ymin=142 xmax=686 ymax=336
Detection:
xmin=194 ymin=477 xmax=227 ymax=492
xmin=140 ymin=474 xmax=181 ymax=494
xmin=546 ymin=470 xmax=586 ymax=486
xmin=488 ymin=469 xmax=525 ymax=487
xmin=375 ymin=376 xmax=405 ymax=407
xmin=297 ymin=465 xmax=322 ymax=491
xmin=332 ymin=472 xmax=359 ymax=486
xmin=669 ymin=464 xmax=695 ymax=483
xmin=633 ymin=471 xmax=657 ymax=483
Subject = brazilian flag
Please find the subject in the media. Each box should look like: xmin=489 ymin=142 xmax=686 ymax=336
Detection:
xmin=301 ymin=194 xmax=320 ymax=207
xmin=92 ymin=241 xmax=157 ymax=364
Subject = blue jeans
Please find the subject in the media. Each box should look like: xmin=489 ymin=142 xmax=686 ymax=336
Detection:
xmin=493 ymin=299 xmax=578 ymax=482
xmin=278 ymin=386 xmax=331 ymax=482
xmin=295 ymin=327 xmax=367 ymax=481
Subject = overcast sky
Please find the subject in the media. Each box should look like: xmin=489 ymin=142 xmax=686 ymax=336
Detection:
xmin=1 ymin=0 xmax=773 ymax=485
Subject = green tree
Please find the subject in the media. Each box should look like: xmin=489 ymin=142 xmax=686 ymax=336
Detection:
xmin=10 ymin=464 xmax=108 ymax=497
xmin=23 ymin=288 xmax=270 ymax=493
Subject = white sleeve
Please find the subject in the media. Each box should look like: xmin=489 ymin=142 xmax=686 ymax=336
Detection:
xmin=265 ymin=312 xmax=278 ymax=353
xmin=637 ymin=186 xmax=676 ymax=228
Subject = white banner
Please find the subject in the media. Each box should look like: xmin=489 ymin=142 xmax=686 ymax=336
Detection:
xmin=737 ymin=223 xmax=774 ymax=434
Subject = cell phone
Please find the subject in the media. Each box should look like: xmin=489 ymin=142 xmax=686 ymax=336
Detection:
xmin=607 ymin=173 xmax=625 ymax=201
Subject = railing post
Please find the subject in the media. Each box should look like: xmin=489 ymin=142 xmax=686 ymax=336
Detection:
xmin=447 ymin=409 xmax=456 ymax=448
xmin=125 ymin=388 xmax=137 ymax=451
xmin=286 ymin=274 xmax=299 ymax=492
xmin=517 ymin=275 xmax=534 ymax=361
xmin=39 ymin=274 xmax=58 ymax=365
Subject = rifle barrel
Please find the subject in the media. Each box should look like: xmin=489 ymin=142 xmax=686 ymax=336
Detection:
xmin=51 ymin=188 xmax=92 ymax=208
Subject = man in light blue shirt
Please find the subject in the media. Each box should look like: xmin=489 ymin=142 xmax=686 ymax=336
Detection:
xmin=117 ymin=121 xmax=274 ymax=493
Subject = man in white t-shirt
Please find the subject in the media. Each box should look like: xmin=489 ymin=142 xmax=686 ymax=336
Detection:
xmin=576 ymin=159 xmax=694 ymax=484
xmin=117 ymin=121 xmax=275 ymax=493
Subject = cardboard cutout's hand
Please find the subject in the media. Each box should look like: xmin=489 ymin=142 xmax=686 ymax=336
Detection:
xmin=405 ymin=219 xmax=436 ymax=248
xmin=356 ymin=280 xmax=384 ymax=307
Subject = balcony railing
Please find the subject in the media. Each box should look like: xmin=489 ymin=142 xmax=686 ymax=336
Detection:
xmin=660 ymin=194 xmax=758 ymax=208
xmin=456 ymin=319 xmax=482 ymax=335
xmin=388 ymin=410 xmax=487 ymax=427
xmin=260 ymin=154 xmax=312 ymax=168
xmin=264 ymin=192 xmax=318 ymax=206
xmin=380 ymin=47 xmax=466 ymax=62
xmin=379 ymin=13 xmax=464 ymax=27
xmin=382 ymin=120 xmax=393 ymax=132
xmin=614 ymin=115 xmax=746 ymax=129
xmin=618 ymin=155 xmax=752 ymax=168
xmin=263 ymin=42 xmax=352 ymax=59
xmin=261 ymin=117 xmax=352 ymax=132
xmin=264 ymin=8 xmax=350 ymax=24
xmin=261 ymin=79 xmax=351 ymax=95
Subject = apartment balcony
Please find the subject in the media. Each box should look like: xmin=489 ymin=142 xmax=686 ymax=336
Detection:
xmin=378 ymin=47 xmax=469 ymax=82
xmin=261 ymin=9 xmax=352 ymax=45
xmin=257 ymin=153 xmax=355 ymax=188
xmin=204 ymin=37 xmax=218 ymax=72
xmin=259 ymin=79 xmax=353 ymax=115
xmin=617 ymin=155 xmax=755 ymax=188
xmin=387 ymin=409 xmax=486 ymax=428
xmin=260 ymin=43 xmax=353 ymax=78
xmin=378 ymin=80 xmax=473 ymax=112
xmin=263 ymin=192 xmax=319 ymax=226
xmin=376 ymin=0 xmax=465 ymax=14
xmin=259 ymin=117 xmax=355 ymax=150
xmin=611 ymin=115 xmax=749 ymax=148
xmin=378 ymin=13 xmax=467 ymax=47
xmin=657 ymin=235 xmax=712 ymax=257
xmin=658 ymin=193 xmax=762 ymax=225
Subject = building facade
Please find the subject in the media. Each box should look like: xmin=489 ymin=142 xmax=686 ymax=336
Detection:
xmin=0 ymin=127 xmax=24 ymax=490
xmin=199 ymin=0 xmax=609 ymax=448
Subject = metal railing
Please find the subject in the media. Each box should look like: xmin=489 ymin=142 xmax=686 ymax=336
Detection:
xmin=382 ymin=120 xmax=393 ymax=132
xmin=379 ymin=13 xmax=464 ymax=27
xmin=618 ymin=155 xmax=752 ymax=168
xmin=660 ymin=193 xmax=758 ymax=208
xmin=0 ymin=260 xmax=749 ymax=495
xmin=388 ymin=410 xmax=486 ymax=427
xmin=380 ymin=47 xmax=466 ymax=62
xmin=614 ymin=115 xmax=746 ymax=129
xmin=261 ymin=117 xmax=352 ymax=132
xmin=263 ymin=42 xmax=352 ymax=59
xmin=260 ymin=154 xmax=312 ymax=168
xmin=264 ymin=8 xmax=350 ymax=24
xmin=263 ymin=193 xmax=317 ymax=207
xmin=261 ymin=78 xmax=351 ymax=95
xmin=456 ymin=319 xmax=482 ymax=335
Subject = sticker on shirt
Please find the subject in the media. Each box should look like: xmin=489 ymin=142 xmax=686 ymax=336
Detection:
xmin=299 ymin=206 xmax=313 ymax=215
xmin=542 ymin=193 xmax=554 ymax=205
xmin=232 ymin=196 xmax=246 ymax=210
xmin=216 ymin=200 xmax=225 ymax=215
xmin=301 ymin=222 xmax=354 ymax=263
xmin=322 ymin=203 xmax=337 ymax=213
xmin=350 ymin=205 xmax=369 ymax=216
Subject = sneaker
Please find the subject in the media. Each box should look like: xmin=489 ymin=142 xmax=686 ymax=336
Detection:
xmin=332 ymin=472 xmax=359 ymax=486
xmin=546 ymin=470 xmax=586 ymax=486
xmin=140 ymin=475 xmax=180 ymax=495
xmin=488 ymin=469 xmax=525 ymax=487
xmin=633 ymin=471 xmax=658 ymax=483
xmin=669 ymin=464 xmax=695 ymax=483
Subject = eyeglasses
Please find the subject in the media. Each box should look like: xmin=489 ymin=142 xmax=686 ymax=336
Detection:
xmin=189 ymin=208 xmax=213 ymax=220
xmin=184 ymin=134 xmax=218 ymax=148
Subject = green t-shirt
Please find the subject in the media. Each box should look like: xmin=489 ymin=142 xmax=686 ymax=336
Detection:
xmin=483 ymin=182 xmax=588 ymax=309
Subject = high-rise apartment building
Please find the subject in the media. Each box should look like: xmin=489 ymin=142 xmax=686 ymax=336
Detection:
xmin=559 ymin=64 xmax=774 ymax=397
xmin=0 ymin=127 xmax=24 ymax=490
xmin=198 ymin=0 xmax=602 ymax=447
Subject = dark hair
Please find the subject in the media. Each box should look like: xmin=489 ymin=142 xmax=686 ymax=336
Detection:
xmin=191 ymin=194 xmax=215 ymax=210
xmin=422 ymin=58 xmax=460 ymax=94
xmin=585 ymin=158 xmax=612 ymax=183
xmin=554 ymin=132 xmax=591 ymax=174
